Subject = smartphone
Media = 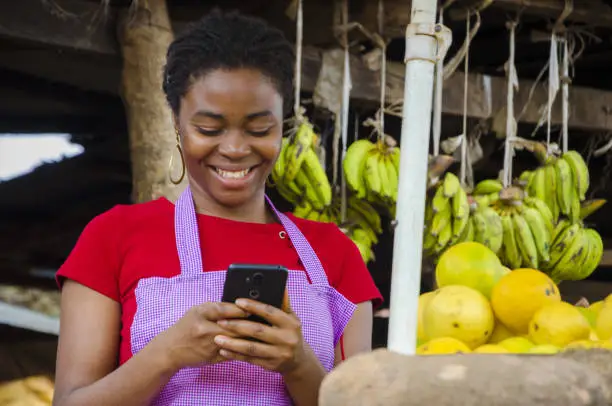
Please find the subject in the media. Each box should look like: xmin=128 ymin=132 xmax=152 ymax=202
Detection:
xmin=221 ymin=263 xmax=289 ymax=326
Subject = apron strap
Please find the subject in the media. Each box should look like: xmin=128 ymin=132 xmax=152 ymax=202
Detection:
xmin=265 ymin=195 xmax=329 ymax=286
xmin=174 ymin=186 xmax=330 ymax=285
xmin=174 ymin=186 xmax=204 ymax=276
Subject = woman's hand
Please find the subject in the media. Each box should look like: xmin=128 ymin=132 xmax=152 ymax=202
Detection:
xmin=149 ymin=302 xmax=249 ymax=372
xmin=212 ymin=296 xmax=310 ymax=375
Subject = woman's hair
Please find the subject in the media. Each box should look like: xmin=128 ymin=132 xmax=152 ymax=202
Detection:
xmin=162 ymin=9 xmax=295 ymax=115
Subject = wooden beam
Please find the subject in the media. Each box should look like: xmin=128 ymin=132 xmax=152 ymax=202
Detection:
xmin=2 ymin=0 xmax=612 ymax=132
xmin=450 ymin=0 xmax=612 ymax=28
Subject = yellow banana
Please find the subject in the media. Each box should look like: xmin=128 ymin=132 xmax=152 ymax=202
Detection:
xmin=579 ymin=199 xmax=607 ymax=221
xmin=349 ymin=196 xmax=383 ymax=234
xmin=513 ymin=213 xmax=539 ymax=269
xmin=343 ymin=139 xmax=376 ymax=198
xmin=435 ymin=221 xmax=453 ymax=252
xmin=385 ymin=155 xmax=399 ymax=202
xmin=473 ymin=179 xmax=503 ymax=196
xmin=562 ymin=150 xmax=590 ymax=201
xmin=363 ymin=151 xmax=382 ymax=197
xmin=547 ymin=226 xmax=585 ymax=281
xmin=293 ymin=201 xmax=312 ymax=218
xmin=376 ymin=153 xmax=392 ymax=201
xmin=389 ymin=147 xmax=400 ymax=174
xmin=272 ymin=137 xmax=289 ymax=183
xmin=582 ymin=228 xmax=603 ymax=277
xmin=524 ymin=196 xmax=554 ymax=234
xmin=472 ymin=210 xmax=489 ymax=247
xmin=295 ymin=170 xmax=323 ymax=211
xmin=548 ymin=223 xmax=581 ymax=265
xmin=481 ymin=206 xmax=503 ymax=254
xmin=518 ymin=170 xmax=534 ymax=188
xmin=431 ymin=207 xmax=452 ymax=237
xmin=554 ymin=157 xmax=573 ymax=216
xmin=451 ymin=189 xmax=470 ymax=237
xmin=284 ymin=122 xmax=315 ymax=183
xmin=442 ymin=172 xmax=461 ymax=198
xmin=521 ymin=206 xmax=551 ymax=263
xmin=431 ymin=185 xmax=450 ymax=214
xmin=544 ymin=164 xmax=560 ymax=222
xmin=501 ymin=214 xmax=522 ymax=269
xmin=302 ymin=147 xmax=332 ymax=208
xmin=528 ymin=167 xmax=547 ymax=203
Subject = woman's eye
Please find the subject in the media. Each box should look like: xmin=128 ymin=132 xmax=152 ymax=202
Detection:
xmin=248 ymin=128 xmax=272 ymax=136
xmin=196 ymin=127 xmax=222 ymax=136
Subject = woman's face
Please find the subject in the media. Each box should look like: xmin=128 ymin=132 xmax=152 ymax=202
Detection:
xmin=176 ymin=68 xmax=284 ymax=209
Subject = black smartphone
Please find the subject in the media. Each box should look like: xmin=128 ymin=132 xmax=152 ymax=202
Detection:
xmin=221 ymin=263 xmax=289 ymax=326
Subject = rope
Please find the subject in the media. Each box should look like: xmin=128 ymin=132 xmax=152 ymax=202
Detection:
xmin=432 ymin=8 xmax=444 ymax=157
xmin=293 ymin=0 xmax=304 ymax=121
xmin=561 ymin=35 xmax=569 ymax=153
xmin=377 ymin=0 xmax=386 ymax=143
xmin=502 ymin=20 xmax=519 ymax=188
xmin=545 ymin=34 xmax=560 ymax=153
xmin=339 ymin=0 xmax=352 ymax=222
xmin=459 ymin=13 xmax=472 ymax=187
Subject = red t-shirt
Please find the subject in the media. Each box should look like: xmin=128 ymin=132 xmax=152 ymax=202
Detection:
xmin=56 ymin=197 xmax=382 ymax=365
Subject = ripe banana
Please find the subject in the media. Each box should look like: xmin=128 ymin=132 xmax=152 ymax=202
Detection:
xmin=562 ymin=150 xmax=590 ymax=201
xmin=343 ymin=139 xmax=377 ymax=199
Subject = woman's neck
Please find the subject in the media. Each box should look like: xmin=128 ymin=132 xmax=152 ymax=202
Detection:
xmin=190 ymin=187 xmax=274 ymax=224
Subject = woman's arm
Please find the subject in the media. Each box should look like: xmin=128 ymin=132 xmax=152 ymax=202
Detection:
xmin=334 ymin=301 xmax=374 ymax=365
xmin=53 ymin=281 xmax=177 ymax=406
xmin=283 ymin=300 xmax=374 ymax=406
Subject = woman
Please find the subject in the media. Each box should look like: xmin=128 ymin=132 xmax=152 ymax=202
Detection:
xmin=53 ymin=10 xmax=381 ymax=406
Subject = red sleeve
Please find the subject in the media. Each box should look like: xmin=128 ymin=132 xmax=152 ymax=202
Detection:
xmin=55 ymin=206 xmax=124 ymax=302
xmin=329 ymin=225 xmax=383 ymax=308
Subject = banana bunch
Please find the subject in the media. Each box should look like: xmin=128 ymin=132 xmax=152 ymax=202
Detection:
xmin=469 ymin=185 xmax=554 ymax=270
xmin=271 ymin=121 xmax=333 ymax=210
xmin=524 ymin=149 xmax=590 ymax=223
xmin=540 ymin=198 xmax=606 ymax=282
xmin=293 ymin=195 xmax=382 ymax=264
xmin=423 ymin=172 xmax=472 ymax=256
xmin=343 ymin=138 xmax=400 ymax=206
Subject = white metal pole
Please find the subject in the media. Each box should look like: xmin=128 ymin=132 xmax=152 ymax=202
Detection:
xmin=387 ymin=0 xmax=445 ymax=355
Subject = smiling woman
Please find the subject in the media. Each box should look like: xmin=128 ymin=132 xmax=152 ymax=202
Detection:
xmin=52 ymin=9 xmax=381 ymax=406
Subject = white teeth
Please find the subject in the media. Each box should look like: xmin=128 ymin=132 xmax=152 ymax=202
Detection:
xmin=215 ymin=168 xmax=250 ymax=179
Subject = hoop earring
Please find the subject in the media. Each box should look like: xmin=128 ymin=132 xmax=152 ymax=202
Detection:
xmin=169 ymin=130 xmax=186 ymax=185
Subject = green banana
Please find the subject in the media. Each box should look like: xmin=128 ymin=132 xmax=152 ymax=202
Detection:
xmin=521 ymin=206 xmax=551 ymax=263
xmin=284 ymin=123 xmax=315 ymax=183
xmin=562 ymin=150 xmax=590 ymax=201
xmin=473 ymin=179 xmax=503 ymax=196
xmin=480 ymin=206 xmax=503 ymax=254
xmin=513 ymin=213 xmax=539 ymax=269
xmin=442 ymin=172 xmax=461 ymax=198
xmin=501 ymin=214 xmax=522 ymax=269
xmin=524 ymin=196 xmax=554 ymax=234
xmin=554 ymin=157 xmax=573 ymax=216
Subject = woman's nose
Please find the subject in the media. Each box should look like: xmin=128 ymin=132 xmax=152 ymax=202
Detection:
xmin=218 ymin=131 xmax=250 ymax=159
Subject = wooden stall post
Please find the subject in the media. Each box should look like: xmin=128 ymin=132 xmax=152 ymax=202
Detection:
xmin=118 ymin=0 xmax=187 ymax=203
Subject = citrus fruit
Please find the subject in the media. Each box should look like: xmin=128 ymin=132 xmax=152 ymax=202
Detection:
xmin=490 ymin=268 xmax=561 ymax=334
xmin=563 ymin=340 xmax=612 ymax=350
xmin=487 ymin=321 xmax=514 ymax=344
xmin=435 ymin=242 xmax=505 ymax=298
xmin=527 ymin=344 xmax=560 ymax=354
xmin=498 ymin=337 xmax=534 ymax=353
xmin=473 ymin=344 xmax=509 ymax=354
xmin=417 ymin=291 xmax=435 ymax=343
xmin=589 ymin=300 xmax=605 ymax=315
xmin=576 ymin=307 xmax=597 ymax=328
xmin=422 ymin=285 xmax=494 ymax=349
xmin=528 ymin=302 xmax=591 ymax=347
xmin=416 ymin=337 xmax=471 ymax=355
xmin=595 ymin=303 xmax=612 ymax=340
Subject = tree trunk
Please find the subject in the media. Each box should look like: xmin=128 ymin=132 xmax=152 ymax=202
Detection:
xmin=118 ymin=0 xmax=187 ymax=203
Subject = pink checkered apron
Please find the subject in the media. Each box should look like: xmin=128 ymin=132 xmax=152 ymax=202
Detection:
xmin=130 ymin=186 xmax=357 ymax=405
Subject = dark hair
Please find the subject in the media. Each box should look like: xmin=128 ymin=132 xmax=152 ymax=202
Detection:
xmin=162 ymin=9 xmax=295 ymax=116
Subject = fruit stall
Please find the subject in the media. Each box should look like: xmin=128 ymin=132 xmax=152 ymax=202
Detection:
xmin=2 ymin=0 xmax=612 ymax=400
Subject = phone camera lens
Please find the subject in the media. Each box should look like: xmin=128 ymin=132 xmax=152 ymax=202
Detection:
xmin=248 ymin=289 xmax=260 ymax=299
xmin=252 ymin=272 xmax=264 ymax=286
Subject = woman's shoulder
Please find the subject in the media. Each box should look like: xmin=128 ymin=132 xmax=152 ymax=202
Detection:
xmin=88 ymin=197 xmax=172 ymax=231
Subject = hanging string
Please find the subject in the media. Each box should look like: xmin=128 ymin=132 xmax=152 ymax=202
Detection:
xmin=293 ymin=0 xmax=304 ymax=121
xmin=546 ymin=34 xmax=560 ymax=153
xmin=432 ymin=8 xmax=444 ymax=157
xmin=502 ymin=20 xmax=519 ymax=188
xmin=561 ymin=35 xmax=569 ymax=153
xmin=376 ymin=0 xmax=386 ymax=143
xmin=339 ymin=0 xmax=352 ymax=222
xmin=459 ymin=12 xmax=472 ymax=187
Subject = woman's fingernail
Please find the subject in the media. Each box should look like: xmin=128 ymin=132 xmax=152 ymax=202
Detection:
xmin=235 ymin=299 xmax=248 ymax=307
xmin=217 ymin=320 xmax=228 ymax=327
xmin=214 ymin=335 xmax=227 ymax=345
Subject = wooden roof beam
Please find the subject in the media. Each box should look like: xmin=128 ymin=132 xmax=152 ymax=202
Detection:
xmin=449 ymin=0 xmax=612 ymax=28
